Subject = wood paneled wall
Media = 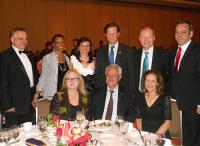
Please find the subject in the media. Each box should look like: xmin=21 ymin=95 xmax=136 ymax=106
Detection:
xmin=0 ymin=0 xmax=200 ymax=53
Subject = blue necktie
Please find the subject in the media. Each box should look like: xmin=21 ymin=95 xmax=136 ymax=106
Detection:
xmin=142 ymin=52 xmax=149 ymax=74
xmin=109 ymin=46 xmax=115 ymax=64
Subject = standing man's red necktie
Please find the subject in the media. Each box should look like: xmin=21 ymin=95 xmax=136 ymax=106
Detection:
xmin=175 ymin=47 xmax=182 ymax=72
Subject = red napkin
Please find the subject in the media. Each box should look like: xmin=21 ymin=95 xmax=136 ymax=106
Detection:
xmin=68 ymin=133 xmax=91 ymax=146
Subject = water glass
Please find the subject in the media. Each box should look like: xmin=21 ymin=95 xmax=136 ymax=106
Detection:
xmin=76 ymin=111 xmax=85 ymax=128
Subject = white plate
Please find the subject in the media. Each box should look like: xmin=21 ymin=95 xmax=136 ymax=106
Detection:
xmin=89 ymin=120 xmax=112 ymax=132
xmin=100 ymin=133 xmax=116 ymax=142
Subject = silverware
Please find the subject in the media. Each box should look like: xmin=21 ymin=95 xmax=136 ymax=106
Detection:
xmin=137 ymin=129 xmax=146 ymax=146
xmin=85 ymin=121 xmax=90 ymax=129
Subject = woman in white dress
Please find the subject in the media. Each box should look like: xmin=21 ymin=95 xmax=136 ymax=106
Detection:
xmin=70 ymin=37 xmax=95 ymax=101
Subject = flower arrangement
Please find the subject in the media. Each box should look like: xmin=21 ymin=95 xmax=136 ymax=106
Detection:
xmin=46 ymin=114 xmax=91 ymax=146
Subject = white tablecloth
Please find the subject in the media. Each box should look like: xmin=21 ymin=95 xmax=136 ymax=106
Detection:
xmin=2 ymin=121 xmax=172 ymax=146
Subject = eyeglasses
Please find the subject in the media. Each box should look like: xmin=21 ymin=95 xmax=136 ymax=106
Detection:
xmin=66 ymin=77 xmax=79 ymax=82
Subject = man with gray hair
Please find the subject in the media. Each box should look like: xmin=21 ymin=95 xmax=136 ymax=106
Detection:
xmin=92 ymin=64 xmax=136 ymax=122
xmin=0 ymin=27 xmax=37 ymax=127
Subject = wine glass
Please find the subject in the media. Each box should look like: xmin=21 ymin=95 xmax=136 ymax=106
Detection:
xmin=120 ymin=121 xmax=129 ymax=135
xmin=38 ymin=117 xmax=47 ymax=137
xmin=10 ymin=125 xmax=20 ymax=144
xmin=1 ymin=128 xmax=12 ymax=146
xmin=115 ymin=115 xmax=124 ymax=128
xmin=76 ymin=111 xmax=85 ymax=128
xmin=156 ymin=134 xmax=166 ymax=146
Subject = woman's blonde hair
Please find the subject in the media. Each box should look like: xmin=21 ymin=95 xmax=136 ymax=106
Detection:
xmin=61 ymin=68 xmax=87 ymax=96
xmin=141 ymin=70 xmax=164 ymax=95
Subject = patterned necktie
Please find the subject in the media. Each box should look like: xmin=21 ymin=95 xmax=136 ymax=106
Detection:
xmin=109 ymin=46 xmax=115 ymax=64
xmin=142 ymin=52 xmax=149 ymax=74
xmin=105 ymin=90 xmax=114 ymax=120
xmin=175 ymin=47 xmax=182 ymax=72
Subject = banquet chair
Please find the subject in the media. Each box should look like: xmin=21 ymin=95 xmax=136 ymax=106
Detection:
xmin=169 ymin=99 xmax=182 ymax=146
xmin=36 ymin=98 xmax=51 ymax=123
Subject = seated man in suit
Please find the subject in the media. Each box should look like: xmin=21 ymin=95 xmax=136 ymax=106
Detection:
xmin=92 ymin=64 xmax=136 ymax=122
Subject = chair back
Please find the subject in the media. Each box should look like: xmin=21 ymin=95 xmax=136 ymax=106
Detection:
xmin=169 ymin=99 xmax=182 ymax=141
xmin=37 ymin=98 xmax=51 ymax=118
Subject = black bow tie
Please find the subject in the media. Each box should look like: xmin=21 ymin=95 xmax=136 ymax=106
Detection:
xmin=19 ymin=50 xmax=26 ymax=54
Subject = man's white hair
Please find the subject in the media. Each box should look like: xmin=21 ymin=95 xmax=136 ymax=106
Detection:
xmin=105 ymin=64 xmax=122 ymax=75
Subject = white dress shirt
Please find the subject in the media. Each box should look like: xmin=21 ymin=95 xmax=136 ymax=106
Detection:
xmin=102 ymin=86 xmax=119 ymax=122
xmin=139 ymin=46 xmax=154 ymax=90
xmin=108 ymin=42 xmax=119 ymax=63
xmin=175 ymin=39 xmax=191 ymax=70
xmin=12 ymin=45 xmax=34 ymax=87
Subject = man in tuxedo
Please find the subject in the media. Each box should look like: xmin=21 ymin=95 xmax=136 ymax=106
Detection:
xmin=92 ymin=64 xmax=136 ymax=122
xmin=169 ymin=20 xmax=200 ymax=146
xmin=134 ymin=26 xmax=170 ymax=95
xmin=0 ymin=27 xmax=38 ymax=127
xmin=95 ymin=22 xmax=135 ymax=92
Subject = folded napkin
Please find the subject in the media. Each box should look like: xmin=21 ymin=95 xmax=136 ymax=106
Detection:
xmin=68 ymin=133 xmax=91 ymax=146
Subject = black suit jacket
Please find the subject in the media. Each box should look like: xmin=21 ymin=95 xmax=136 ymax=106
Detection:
xmin=134 ymin=47 xmax=171 ymax=95
xmin=92 ymin=86 xmax=136 ymax=122
xmin=0 ymin=47 xmax=38 ymax=114
xmin=169 ymin=41 xmax=200 ymax=112
xmin=95 ymin=43 xmax=135 ymax=92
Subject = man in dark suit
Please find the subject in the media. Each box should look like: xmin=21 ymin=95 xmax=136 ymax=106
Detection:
xmin=0 ymin=27 xmax=38 ymax=127
xmin=92 ymin=64 xmax=136 ymax=122
xmin=169 ymin=20 xmax=200 ymax=146
xmin=134 ymin=26 xmax=170 ymax=95
xmin=95 ymin=22 xmax=135 ymax=92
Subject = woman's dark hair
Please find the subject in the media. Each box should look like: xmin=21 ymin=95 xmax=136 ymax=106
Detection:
xmin=76 ymin=37 xmax=93 ymax=63
xmin=141 ymin=70 xmax=164 ymax=95
xmin=52 ymin=34 xmax=65 ymax=43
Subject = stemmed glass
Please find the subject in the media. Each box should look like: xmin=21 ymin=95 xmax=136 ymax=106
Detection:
xmin=38 ymin=117 xmax=47 ymax=137
xmin=76 ymin=111 xmax=85 ymax=128
xmin=1 ymin=128 xmax=12 ymax=146
xmin=156 ymin=134 xmax=166 ymax=146
xmin=120 ymin=121 xmax=129 ymax=136
xmin=10 ymin=125 xmax=20 ymax=145
xmin=115 ymin=115 xmax=124 ymax=128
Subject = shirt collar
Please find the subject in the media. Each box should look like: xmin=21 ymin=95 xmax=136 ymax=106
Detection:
xmin=12 ymin=45 xmax=25 ymax=55
xmin=109 ymin=41 xmax=119 ymax=49
xmin=178 ymin=39 xmax=191 ymax=52
xmin=142 ymin=46 xmax=154 ymax=55
xmin=107 ymin=85 xmax=119 ymax=92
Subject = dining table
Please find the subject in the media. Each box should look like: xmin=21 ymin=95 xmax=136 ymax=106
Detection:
xmin=0 ymin=120 xmax=173 ymax=146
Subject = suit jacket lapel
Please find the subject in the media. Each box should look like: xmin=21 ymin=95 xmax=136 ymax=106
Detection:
xmin=117 ymin=86 xmax=124 ymax=115
xmin=104 ymin=45 xmax=110 ymax=65
xmin=115 ymin=43 xmax=123 ymax=64
xmin=152 ymin=48 xmax=158 ymax=70
xmin=178 ymin=42 xmax=194 ymax=72
xmin=10 ymin=48 xmax=30 ymax=81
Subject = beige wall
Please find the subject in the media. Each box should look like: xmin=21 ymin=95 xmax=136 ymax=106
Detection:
xmin=0 ymin=0 xmax=200 ymax=53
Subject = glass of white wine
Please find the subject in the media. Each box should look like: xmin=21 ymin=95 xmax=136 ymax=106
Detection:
xmin=10 ymin=125 xmax=20 ymax=144
xmin=76 ymin=111 xmax=85 ymax=128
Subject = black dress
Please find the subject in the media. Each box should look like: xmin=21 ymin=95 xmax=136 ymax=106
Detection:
xmin=136 ymin=94 xmax=172 ymax=138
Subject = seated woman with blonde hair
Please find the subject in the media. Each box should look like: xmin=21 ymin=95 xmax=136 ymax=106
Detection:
xmin=136 ymin=70 xmax=172 ymax=138
xmin=50 ymin=69 xmax=90 ymax=120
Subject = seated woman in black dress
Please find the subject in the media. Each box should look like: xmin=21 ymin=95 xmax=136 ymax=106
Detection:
xmin=50 ymin=69 xmax=90 ymax=120
xmin=136 ymin=70 xmax=172 ymax=138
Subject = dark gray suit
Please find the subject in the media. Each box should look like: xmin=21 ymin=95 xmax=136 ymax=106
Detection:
xmin=95 ymin=43 xmax=135 ymax=92
xmin=169 ymin=41 xmax=200 ymax=146
xmin=134 ymin=47 xmax=171 ymax=96
xmin=92 ymin=86 xmax=136 ymax=122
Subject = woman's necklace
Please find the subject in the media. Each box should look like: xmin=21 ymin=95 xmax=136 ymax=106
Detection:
xmin=58 ymin=60 xmax=67 ymax=72
xmin=80 ymin=56 xmax=89 ymax=63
